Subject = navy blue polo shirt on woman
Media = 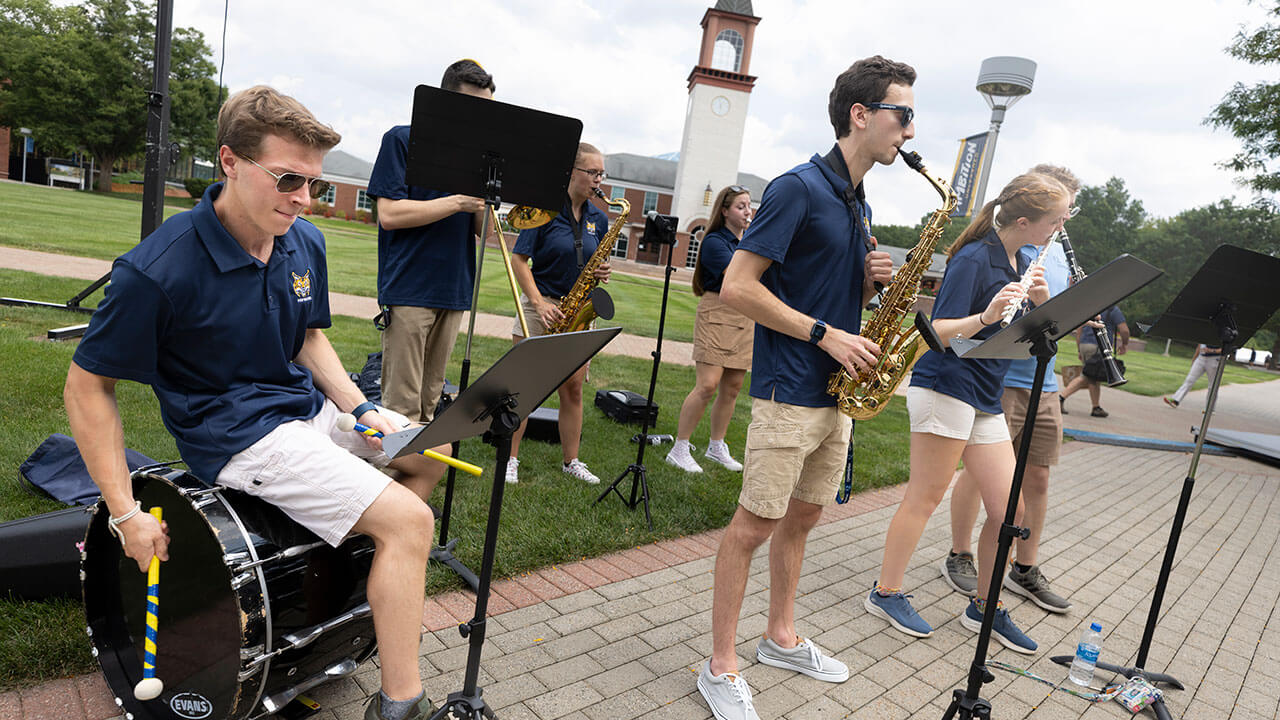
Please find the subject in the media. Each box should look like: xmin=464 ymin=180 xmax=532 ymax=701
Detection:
xmin=368 ymin=125 xmax=476 ymax=310
xmin=697 ymin=227 xmax=738 ymax=293
xmin=738 ymin=146 xmax=871 ymax=407
xmin=512 ymin=195 xmax=610 ymax=298
xmin=73 ymin=182 xmax=329 ymax=484
xmin=909 ymin=230 xmax=1027 ymax=414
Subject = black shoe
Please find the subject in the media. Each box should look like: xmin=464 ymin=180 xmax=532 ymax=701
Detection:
xmin=428 ymin=503 xmax=441 ymax=520
xmin=1059 ymin=396 xmax=1068 ymax=415
xmin=1091 ymin=406 xmax=1108 ymax=418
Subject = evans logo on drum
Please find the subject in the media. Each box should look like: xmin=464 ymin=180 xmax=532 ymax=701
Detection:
xmin=169 ymin=692 xmax=213 ymax=719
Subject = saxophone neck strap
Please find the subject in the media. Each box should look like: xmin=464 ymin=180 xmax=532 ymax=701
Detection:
xmin=566 ymin=196 xmax=586 ymax=269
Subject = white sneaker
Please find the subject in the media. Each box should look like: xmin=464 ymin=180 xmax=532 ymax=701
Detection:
xmin=504 ymin=457 xmax=519 ymax=484
xmin=697 ymin=661 xmax=759 ymax=720
xmin=704 ymin=440 xmax=743 ymax=472
xmin=665 ymin=440 xmax=703 ymax=473
xmin=562 ymin=458 xmax=600 ymax=484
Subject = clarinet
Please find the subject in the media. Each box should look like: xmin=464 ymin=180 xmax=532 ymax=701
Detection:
xmin=1060 ymin=230 xmax=1128 ymax=387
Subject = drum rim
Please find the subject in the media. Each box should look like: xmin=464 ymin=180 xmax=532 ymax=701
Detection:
xmin=209 ymin=484 xmax=273 ymax=714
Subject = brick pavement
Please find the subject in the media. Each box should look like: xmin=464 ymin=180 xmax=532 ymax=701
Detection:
xmin=7 ymin=442 xmax=1278 ymax=719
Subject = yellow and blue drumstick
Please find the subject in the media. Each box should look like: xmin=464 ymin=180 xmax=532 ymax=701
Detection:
xmin=134 ymin=507 xmax=164 ymax=701
xmin=335 ymin=413 xmax=483 ymax=476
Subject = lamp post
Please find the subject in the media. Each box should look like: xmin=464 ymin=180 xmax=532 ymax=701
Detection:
xmin=972 ymin=56 xmax=1036 ymax=210
xmin=18 ymin=127 xmax=32 ymax=184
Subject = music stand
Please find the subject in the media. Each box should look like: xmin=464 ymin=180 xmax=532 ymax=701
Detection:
xmin=1049 ymin=245 xmax=1280 ymax=720
xmin=404 ymin=85 xmax=581 ymax=591
xmin=593 ymin=212 xmax=678 ymax=529
xmin=384 ymin=327 xmax=619 ymax=720
xmin=943 ymin=254 xmax=1162 ymax=720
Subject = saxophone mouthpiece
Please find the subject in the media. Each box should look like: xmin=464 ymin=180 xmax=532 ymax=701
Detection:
xmin=592 ymin=187 xmax=606 ymax=199
xmin=899 ymin=149 xmax=925 ymax=171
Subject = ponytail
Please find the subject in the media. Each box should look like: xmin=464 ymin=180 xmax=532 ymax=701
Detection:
xmin=944 ymin=172 xmax=1069 ymax=262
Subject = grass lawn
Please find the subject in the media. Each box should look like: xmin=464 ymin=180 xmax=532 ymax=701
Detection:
xmin=0 ymin=182 xmax=704 ymax=343
xmin=0 ymin=268 xmax=909 ymax=689
xmin=1050 ymin=335 xmax=1275 ymax=396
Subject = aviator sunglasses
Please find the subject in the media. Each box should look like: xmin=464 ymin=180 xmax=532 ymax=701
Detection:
xmin=866 ymin=102 xmax=914 ymax=128
xmin=239 ymin=154 xmax=332 ymax=198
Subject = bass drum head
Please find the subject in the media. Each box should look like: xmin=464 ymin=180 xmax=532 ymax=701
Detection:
xmin=84 ymin=470 xmax=244 ymax=719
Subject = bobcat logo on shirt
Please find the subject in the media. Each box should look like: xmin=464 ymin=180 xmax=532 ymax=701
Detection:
xmin=585 ymin=221 xmax=598 ymax=237
xmin=292 ymin=270 xmax=312 ymax=302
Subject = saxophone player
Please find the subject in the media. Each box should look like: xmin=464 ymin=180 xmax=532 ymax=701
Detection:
xmin=697 ymin=56 xmax=900 ymax=720
xmin=867 ymin=172 xmax=1068 ymax=656
xmin=506 ymin=142 xmax=612 ymax=485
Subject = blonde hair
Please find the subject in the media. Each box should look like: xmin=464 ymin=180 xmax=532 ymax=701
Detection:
xmin=216 ymin=85 xmax=341 ymax=158
xmin=1028 ymin=163 xmax=1080 ymax=194
xmin=692 ymin=185 xmax=751 ymax=296
xmin=576 ymin=142 xmax=602 ymax=163
xmin=946 ymin=173 xmax=1069 ymax=262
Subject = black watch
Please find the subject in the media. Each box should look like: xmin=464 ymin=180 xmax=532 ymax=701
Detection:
xmin=809 ymin=319 xmax=827 ymax=345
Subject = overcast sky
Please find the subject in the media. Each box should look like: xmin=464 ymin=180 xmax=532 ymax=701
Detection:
xmin=174 ymin=0 xmax=1274 ymax=226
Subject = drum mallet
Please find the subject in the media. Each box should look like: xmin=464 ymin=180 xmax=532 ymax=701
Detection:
xmin=335 ymin=413 xmax=483 ymax=476
xmin=134 ymin=506 xmax=165 ymax=701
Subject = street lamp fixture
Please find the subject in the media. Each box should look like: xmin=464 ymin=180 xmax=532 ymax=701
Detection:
xmin=972 ymin=56 xmax=1036 ymax=210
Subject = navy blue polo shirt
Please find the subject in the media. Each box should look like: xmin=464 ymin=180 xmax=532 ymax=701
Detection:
xmin=910 ymin=230 xmax=1026 ymax=414
xmin=1079 ymin=305 xmax=1125 ymax=345
xmin=697 ymin=227 xmax=738 ymax=293
xmin=738 ymin=148 xmax=871 ymax=407
xmin=368 ymin=125 xmax=476 ymax=310
xmin=73 ymin=182 xmax=329 ymax=484
xmin=512 ymin=196 xmax=610 ymax=298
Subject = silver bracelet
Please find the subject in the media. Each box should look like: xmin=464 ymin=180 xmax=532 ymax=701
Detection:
xmin=107 ymin=500 xmax=142 ymax=544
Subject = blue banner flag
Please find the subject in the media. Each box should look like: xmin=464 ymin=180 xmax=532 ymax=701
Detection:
xmin=949 ymin=133 xmax=988 ymax=217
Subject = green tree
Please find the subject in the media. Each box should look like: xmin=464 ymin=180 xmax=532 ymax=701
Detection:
xmin=0 ymin=0 xmax=220 ymax=191
xmin=1206 ymin=2 xmax=1280 ymax=195
xmin=1063 ymin=177 xmax=1148 ymax=272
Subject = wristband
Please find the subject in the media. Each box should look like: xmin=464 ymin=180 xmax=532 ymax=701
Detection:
xmin=352 ymin=401 xmax=378 ymax=419
xmin=107 ymin=500 xmax=142 ymax=545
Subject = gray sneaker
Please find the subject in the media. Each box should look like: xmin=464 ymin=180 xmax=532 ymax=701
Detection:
xmin=1004 ymin=564 xmax=1072 ymax=613
xmin=941 ymin=551 xmax=978 ymax=595
xmin=697 ymin=661 xmax=759 ymax=720
xmin=755 ymin=635 xmax=849 ymax=682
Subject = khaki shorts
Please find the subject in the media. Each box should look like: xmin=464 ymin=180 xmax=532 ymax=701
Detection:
xmin=1001 ymin=387 xmax=1063 ymax=466
xmin=692 ymin=292 xmax=753 ymax=371
xmin=216 ymin=399 xmax=412 ymax=546
xmin=380 ymin=305 xmax=464 ymax=423
xmin=512 ymin=294 xmax=559 ymax=338
xmin=739 ymin=397 xmax=851 ymax=519
xmin=906 ymin=386 xmax=1010 ymax=445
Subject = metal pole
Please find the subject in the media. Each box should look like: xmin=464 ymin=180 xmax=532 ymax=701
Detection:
xmin=970 ymin=107 xmax=1005 ymax=212
xmin=141 ymin=0 xmax=174 ymax=240
xmin=21 ymin=136 xmax=29 ymax=184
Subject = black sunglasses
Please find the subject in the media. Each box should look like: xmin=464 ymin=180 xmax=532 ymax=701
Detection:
xmin=866 ymin=102 xmax=914 ymax=128
xmin=240 ymin=154 xmax=332 ymax=199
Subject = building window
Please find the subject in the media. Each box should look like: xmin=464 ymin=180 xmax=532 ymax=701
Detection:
xmin=320 ymin=183 xmax=336 ymax=205
xmin=686 ymin=225 xmax=705 ymax=269
xmin=643 ymin=191 xmax=659 ymax=215
xmin=610 ymin=186 xmax=626 ymax=201
xmin=711 ymin=29 xmax=744 ymax=72
xmin=613 ymin=232 xmax=628 ymax=259
xmin=356 ymin=188 xmax=373 ymax=212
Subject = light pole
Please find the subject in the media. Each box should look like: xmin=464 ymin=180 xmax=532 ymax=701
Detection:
xmin=18 ymin=127 xmax=32 ymax=184
xmin=971 ymin=56 xmax=1036 ymax=211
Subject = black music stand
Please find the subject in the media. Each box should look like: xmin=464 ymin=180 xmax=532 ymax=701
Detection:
xmin=593 ymin=212 xmax=678 ymax=529
xmin=944 ymin=254 xmax=1162 ymax=720
xmin=384 ymin=327 xmax=619 ymax=720
xmin=1049 ymin=245 xmax=1280 ymax=720
xmin=404 ymin=85 xmax=581 ymax=591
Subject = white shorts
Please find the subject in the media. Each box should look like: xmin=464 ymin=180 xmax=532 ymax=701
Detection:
xmin=906 ymin=387 xmax=1010 ymax=445
xmin=216 ymin=399 xmax=413 ymax=546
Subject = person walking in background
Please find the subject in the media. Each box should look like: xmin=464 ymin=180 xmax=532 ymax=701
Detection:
xmin=1164 ymin=343 xmax=1225 ymax=408
xmin=666 ymin=185 xmax=754 ymax=474
xmin=1060 ymin=304 xmax=1129 ymax=417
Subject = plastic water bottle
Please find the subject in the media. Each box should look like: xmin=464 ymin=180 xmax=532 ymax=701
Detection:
xmin=1069 ymin=622 xmax=1103 ymax=686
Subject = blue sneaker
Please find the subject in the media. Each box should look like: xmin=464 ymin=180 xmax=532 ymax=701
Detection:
xmin=864 ymin=586 xmax=934 ymax=637
xmin=961 ymin=599 xmax=1037 ymax=654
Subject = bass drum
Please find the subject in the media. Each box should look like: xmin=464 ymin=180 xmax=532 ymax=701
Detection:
xmin=83 ymin=467 xmax=377 ymax=719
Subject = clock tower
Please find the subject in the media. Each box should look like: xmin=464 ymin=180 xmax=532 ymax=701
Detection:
xmin=671 ymin=1 xmax=760 ymax=237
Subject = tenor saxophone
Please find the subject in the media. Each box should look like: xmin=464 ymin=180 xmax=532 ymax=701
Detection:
xmin=826 ymin=149 xmax=958 ymax=419
xmin=548 ymin=188 xmax=630 ymax=334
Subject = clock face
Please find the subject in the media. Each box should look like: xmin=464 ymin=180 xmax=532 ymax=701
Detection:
xmin=711 ymin=96 xmax=730 ymax=116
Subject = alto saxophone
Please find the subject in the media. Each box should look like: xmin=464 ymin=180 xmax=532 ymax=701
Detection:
xmin=827 ymin=149 xmax=958 ymax=419
xmin=548 ymin=188 xmax=630 ymax=334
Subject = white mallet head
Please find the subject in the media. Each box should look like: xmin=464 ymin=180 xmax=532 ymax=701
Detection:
xmin=335 ymin=413 xmax=357 ymax=432
xmin=134 ymin=677 xmax=164 ymax=701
